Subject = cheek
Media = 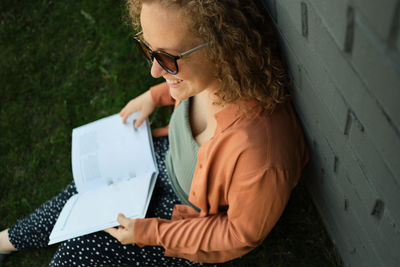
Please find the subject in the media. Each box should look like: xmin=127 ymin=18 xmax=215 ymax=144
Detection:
xmin=183 ymin=72 xmax=209 ymax=93
xmin=185 ymin=61 xmax=214 ymax=84
xmin=193 ymin=70 xmax=217 ymax=91
xmin=177 ymin=55 xmax=218 ymax=93
xmin=194 ymin=58 xmax=216 ymax=84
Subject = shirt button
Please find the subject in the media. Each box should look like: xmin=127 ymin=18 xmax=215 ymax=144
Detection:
xmin=199 ymin=164 xmax=203 ymax=169
xmin=192 ymin=191 xmax=196 ymax=197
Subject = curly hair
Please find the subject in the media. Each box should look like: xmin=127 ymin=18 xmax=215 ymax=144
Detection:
xmin=126 ymin=0 xmax=290 ymax=112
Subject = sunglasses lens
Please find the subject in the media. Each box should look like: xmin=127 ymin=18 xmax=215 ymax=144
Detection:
xmin=134 ymin=38 xmax=178 ymax=74
xmin=154 ymin=53 xmax=177 ymax=74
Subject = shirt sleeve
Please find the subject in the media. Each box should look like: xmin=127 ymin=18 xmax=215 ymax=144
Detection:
xmin=150 ymin=82 xmax=175 ymax=107
xmin=133 ymin=166 xmax=294 ymax=263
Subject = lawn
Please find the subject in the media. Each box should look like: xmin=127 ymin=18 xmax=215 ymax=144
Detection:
xmin=0 ymin=0 xmax=341 ymax=266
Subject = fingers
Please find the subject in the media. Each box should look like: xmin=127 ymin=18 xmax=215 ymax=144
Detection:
xmin=104 ymin=227 xmax=118 ymax=236
xmin=134 ymin=115 xmax=145 ymax=128
xmin=119 ymin=105 xmax=131 ymax=124
xmin=119 ymin=90 xmax=155 ymax=126
xmin=119 ymin=100 xmax=135 ymax=124
xmin=119 ymin=101 xmax=129 ymax=116
xmin=119 ymin=110 xmax=126 ymax=124
xmin=117 ymin=213 xmax=130 ymax=226
xmin=119 ymin=102 xmax=144 ymax=125
xmin=104 ymin=227 xmax=122 ymax=242
xmin=119 ymin=104 xmax=127 ymax=115
xmin=122 ymin=113 xmax=129 ymax=124
xmin=122 ymin=105 xmax=146 ymax=128
xmin=104 ymin=215 xmax=135 ymax=245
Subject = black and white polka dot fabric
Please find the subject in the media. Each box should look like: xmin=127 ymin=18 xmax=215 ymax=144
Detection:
xmin=9 ymin=137 xmax=216 ymax=266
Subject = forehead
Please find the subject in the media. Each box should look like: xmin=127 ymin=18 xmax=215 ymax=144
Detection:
xmin=140 ymin=2 xmax=194 ymax=51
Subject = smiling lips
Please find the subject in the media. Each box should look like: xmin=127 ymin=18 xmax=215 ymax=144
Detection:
xmin=165 ymin=78 xmax=183 ymax=85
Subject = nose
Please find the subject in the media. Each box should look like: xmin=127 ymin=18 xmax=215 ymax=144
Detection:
xmin=150 ymin=59 xmax=168 ymax=78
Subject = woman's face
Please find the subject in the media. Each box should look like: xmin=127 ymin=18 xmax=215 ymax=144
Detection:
xmin=140 ymin=2 xmax=219 ymax=101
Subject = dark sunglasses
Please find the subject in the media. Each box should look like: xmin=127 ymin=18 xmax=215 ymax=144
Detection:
xmin=133 ymin=31 xmax=209 ymax=75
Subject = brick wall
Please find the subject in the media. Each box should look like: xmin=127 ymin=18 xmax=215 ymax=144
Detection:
xmin=263 ymin=0 xmax=400 ymax=266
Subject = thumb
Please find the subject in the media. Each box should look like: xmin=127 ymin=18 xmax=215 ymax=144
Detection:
xmin=117 ymin=213 xmax=130 ymax=226
xmin=134 ymin=115 xmax=146 ymax=128
xmin=104 ymin=227 xmax=118 ymax=236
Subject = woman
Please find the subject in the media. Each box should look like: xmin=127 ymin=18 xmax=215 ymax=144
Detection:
xmin=0 ymin=0 xmax=308 ymax=265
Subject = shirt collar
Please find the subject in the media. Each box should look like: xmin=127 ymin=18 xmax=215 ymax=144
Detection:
xmin=214 ymin=99 xmax=261 ymax=134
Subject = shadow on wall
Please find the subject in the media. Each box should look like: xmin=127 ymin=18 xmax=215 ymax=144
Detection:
xmin=263 ymin=0 xmax=400 ymax=266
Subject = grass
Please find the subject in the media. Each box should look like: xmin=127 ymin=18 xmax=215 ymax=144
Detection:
xmin=0 ymin=0 xmax=342 ymax=266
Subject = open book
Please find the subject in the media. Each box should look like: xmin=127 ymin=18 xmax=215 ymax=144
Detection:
xmin=48 ymin=113 xmax=158 ymax=245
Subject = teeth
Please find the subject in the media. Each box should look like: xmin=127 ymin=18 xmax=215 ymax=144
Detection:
xmin=166 ymin=79 xmax=183 ymax=84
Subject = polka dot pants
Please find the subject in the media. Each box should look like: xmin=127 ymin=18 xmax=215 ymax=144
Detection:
xmin=9 ymin=137 xmax=216 ymax=266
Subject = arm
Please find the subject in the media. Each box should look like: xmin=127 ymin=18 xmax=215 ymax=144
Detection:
xmin=109 ymin=103 xmax=304 ymax=262
xmin=134 ymin=167 xmax=293 ymax=262
xmin=119 ymin=82 xmax=174 ymax=128
xmin=149 ymin=82 xmax=175 ymax=107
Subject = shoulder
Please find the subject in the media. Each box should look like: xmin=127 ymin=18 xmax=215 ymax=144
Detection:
xmin=214 ymin=102 xmax=307 ymax=170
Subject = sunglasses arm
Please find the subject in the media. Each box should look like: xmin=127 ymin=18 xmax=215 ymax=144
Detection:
xmin=179 ymin=42 xmax=209 ymax=58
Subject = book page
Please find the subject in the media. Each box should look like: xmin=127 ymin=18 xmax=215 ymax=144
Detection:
xmin=71 ymin=113 xmax=156 ymax=193
xmin=49 ymin=173 xmax=153 ymax=245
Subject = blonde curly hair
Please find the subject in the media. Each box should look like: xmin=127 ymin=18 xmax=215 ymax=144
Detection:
xmin=127 ymin=0 xmax=290 ymax=112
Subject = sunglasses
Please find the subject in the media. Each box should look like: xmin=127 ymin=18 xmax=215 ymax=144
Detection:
xmin=133 ymin=31 xmax=209 ymax=75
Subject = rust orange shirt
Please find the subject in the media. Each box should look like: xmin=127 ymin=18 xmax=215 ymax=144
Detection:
xmin=134 ymin=82 xmax=309 ymax=263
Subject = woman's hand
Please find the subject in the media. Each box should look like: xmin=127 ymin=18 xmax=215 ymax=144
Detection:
xmin=104 ymin=213 xmax=136 ymax=245
xmin=120 ymin=90 xmax=156 ymax=128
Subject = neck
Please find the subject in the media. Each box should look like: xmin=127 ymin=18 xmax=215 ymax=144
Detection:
xmin=195 ymin=89 xmax=225 ymax=121
xmin=189 ymin=89 xmax=226 ymax=145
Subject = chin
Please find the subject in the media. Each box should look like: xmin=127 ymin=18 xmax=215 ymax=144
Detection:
xmin=171 ymin=94 xmax=189 ymax=101
xmin=169 ymin=88 xmax=190 ymax=101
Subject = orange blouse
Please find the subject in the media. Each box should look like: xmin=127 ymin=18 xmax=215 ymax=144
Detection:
xmin=134 ymin=82 xmax=309 ymax=263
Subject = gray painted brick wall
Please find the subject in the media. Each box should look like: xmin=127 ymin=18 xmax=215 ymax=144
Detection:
xmin=263 ymin=0 xmax=400 ymax=266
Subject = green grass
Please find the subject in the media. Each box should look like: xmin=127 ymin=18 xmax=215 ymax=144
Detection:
xmin=0 ymin=0 xmax=341 ymax=266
